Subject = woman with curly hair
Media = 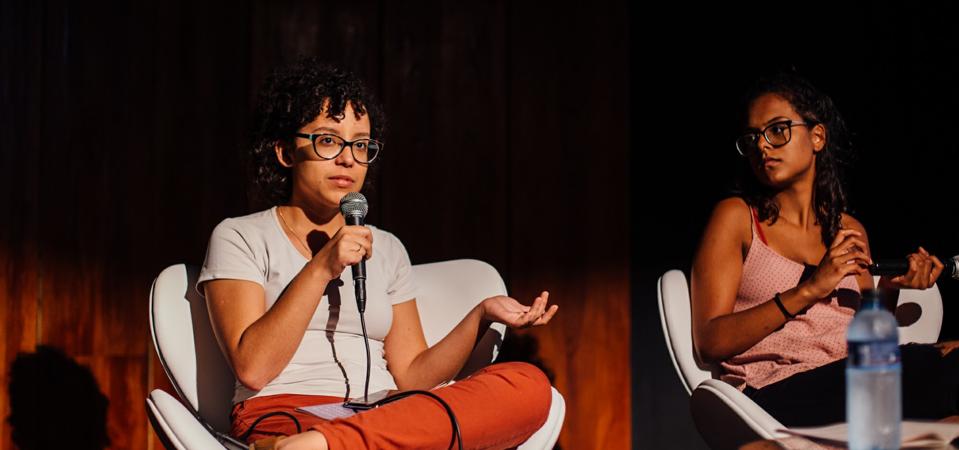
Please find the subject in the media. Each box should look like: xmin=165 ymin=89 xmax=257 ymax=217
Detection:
xmin=690 ymin=71 xmax=959 ymax=426
xmin=198 ymin=57 xmax=557 ymax=449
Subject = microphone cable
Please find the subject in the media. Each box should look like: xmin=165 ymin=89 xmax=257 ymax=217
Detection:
xmin=339 ymin=192 xmax=459 ymax=448
xmin=239 ymin=411 xmax=302 ymax=443
xmin=356 ymin=307 xmax=461 ymax=450
xmin=360 ymin=309 xmax=371 ymax=403
xmin=241 ymin=310 xmax=461 ymax=449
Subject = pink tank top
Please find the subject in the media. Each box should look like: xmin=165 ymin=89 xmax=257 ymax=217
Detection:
xmin=720 ymin=208 xmax=860 ymax=390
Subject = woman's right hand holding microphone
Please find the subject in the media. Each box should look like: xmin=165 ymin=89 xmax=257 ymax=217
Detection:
xmin=308 ymin=225 xmax=374 ymax=282
xmin=799 ymin=229 xmax=872 ymax=301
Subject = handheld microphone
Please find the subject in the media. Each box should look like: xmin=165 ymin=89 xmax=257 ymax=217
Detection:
xmin=868 ymin=255 xmax=959 ymax=280
xmin=339 ymin=192 xmax=369 ymax=313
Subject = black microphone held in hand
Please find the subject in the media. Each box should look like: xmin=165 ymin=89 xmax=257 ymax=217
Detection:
xmin=339 ymin=192 xmax=369 ymax=313
xmin=868 ymin=255 xmax=959 ymax=280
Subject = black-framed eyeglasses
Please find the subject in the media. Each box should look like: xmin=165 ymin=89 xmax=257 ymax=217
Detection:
xmin=293 ymin=133 xmax=382 ymax=164
xmin=735 ymin=119 xmax=817 ymax=156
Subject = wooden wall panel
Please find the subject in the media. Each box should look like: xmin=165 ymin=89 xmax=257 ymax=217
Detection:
xmin=507 ymin=1 xmax=630 ymax=448
xmin=28 ymin=1 xmax=147 ymax=446
xmin=76 ymin=356 xmax=149 ymax=450
xmin=143 ymin=1 xmax=254 ymax=448
xmin=247 ymin=0 xmax=383 ymax=134
xmin=0 ymin=0 xmax=43 ymax=447
xmin=146 ymin=0 xmax=252 ymax=265
xmin=377 ymin=0 xmax=511 ymax=271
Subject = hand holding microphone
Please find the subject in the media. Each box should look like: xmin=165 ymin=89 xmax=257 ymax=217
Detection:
xmin=309 ymin=222 xmax=372 ymax=281
xmin=339 ymin=192 xmax=374 ymax=404
xmin=339 ymin=192 xmax=370 ymax=313
xmin=801 ymin=229 xmax=872 ymax=300
xmin=868 ymin=247 xmax=957 ymax=289
xmin=304 ymin=192 xmax=372 ymax=299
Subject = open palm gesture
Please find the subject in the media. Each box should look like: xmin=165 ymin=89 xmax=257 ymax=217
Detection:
xmin=482 ymin=291 xmax=558 ymax=329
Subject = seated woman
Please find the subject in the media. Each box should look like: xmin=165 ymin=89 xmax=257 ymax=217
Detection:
xmin=199 ymin=58 xmax=558 ymax=449
xmin=691 ymin=71 xmax=959 ymax=427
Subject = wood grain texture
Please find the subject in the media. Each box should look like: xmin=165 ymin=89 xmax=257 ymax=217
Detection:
xmin=376 ymin=0 xmax=511 ymax=271
xmin=0 ymin=0 xmax=42 ymax=447
xmin=75 ymin=356 xmax=148 ymax=450
xmin=506 ymin=1 xmax=630 ymax=448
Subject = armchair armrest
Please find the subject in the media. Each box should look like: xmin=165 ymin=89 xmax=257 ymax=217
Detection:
xmin=690 ymin=379 xmax=788 ymax=449
xmin=147 ymin=389 xmax=243 ymax=450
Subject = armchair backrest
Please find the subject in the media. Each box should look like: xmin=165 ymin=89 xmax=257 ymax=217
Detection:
xmin=411 ymin=259 xmax=508 ymax=378
xmin=657 ymin=270 xmax=715 ymax=395
xmin=150 ymin=264 xmax=234 ymax=433
xmin=879 ymin=275 xmax=943 ymax=345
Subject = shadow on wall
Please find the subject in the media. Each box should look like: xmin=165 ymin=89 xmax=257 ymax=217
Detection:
xmin=7 ymin=345 xmax=110 ymax=450
xmin=494 ymin=332 xmax=562 ymax=449
xmin=494 ymin=332 xmax=556 ymax=384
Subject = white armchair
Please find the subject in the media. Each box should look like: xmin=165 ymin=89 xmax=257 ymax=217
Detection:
xmin=656 ymin=269 xmax=942 ymax=449
xmin=147 ymin=260 xmax=564 ymax=450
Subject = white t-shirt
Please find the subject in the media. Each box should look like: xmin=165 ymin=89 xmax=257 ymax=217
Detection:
xmin=197 ymin=207 xmax=417 ymax=403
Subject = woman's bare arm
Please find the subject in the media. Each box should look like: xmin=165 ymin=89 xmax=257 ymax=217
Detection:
xmin=205 ymin=225 xmax=372 ymax=391
xmin=691 ymin=199 xmax=869 ymax=363
xmin=384 ymin=293 xmax=556 ymax=391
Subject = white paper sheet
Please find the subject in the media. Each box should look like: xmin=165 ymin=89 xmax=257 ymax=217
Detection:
xmin=295 ymin=403 xmax=357 ymax=421
xmin=780 ymin=421 xmax=959 ymax=448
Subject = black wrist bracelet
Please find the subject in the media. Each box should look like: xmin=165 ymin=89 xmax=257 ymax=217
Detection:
xmin=773 ymin=292 xmax=795 ymax=319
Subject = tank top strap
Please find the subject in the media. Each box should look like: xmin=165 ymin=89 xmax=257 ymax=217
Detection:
xmin=750 ymin=205 xmax=768 ymax=245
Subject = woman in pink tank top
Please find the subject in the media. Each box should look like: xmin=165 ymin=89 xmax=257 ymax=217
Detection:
xmin=690 ymin=72 xmax=959 ymax=427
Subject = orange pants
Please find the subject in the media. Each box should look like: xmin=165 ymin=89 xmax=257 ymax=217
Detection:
xmin=231 ymin=362 xmax=552 ymax=449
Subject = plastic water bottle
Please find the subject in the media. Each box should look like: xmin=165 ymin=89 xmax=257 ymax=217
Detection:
xmin=846 ymin=289 xmax=901 ymax=450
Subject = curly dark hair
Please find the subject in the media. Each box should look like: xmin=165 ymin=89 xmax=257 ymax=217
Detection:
xmin=250 ymin=58 xmax=386 ymax=205
xmin=736 ymin=71 xmax=854 ymax=245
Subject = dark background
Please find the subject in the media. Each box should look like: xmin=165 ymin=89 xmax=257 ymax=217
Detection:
xmin=3 ymin=1 xmax=959 ymax=449
xmin=633 ymin=4 xmax=959 ymax=448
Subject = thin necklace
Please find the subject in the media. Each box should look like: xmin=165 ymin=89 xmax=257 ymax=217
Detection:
xmin=277 ymin=206 xmax=311 ymax=255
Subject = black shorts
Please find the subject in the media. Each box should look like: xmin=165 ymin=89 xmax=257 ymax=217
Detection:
xmin=743 ymin=343 xmax=959 ymax=427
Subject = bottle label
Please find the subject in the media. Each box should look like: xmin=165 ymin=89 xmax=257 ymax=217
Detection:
xmin=848 ymin=340 xmax=901 ymax=368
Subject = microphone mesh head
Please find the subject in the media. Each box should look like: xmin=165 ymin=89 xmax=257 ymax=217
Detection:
xmin=339 ymin=192 xmax=368 ymax=219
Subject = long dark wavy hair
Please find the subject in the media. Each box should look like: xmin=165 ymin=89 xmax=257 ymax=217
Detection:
xmin=250 ymin=58 xmax=386 ymax=206
xmin=736 ymin=71 xmax=854 ymax=245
